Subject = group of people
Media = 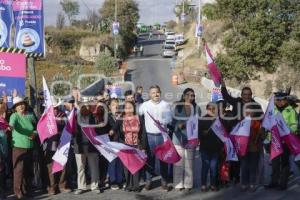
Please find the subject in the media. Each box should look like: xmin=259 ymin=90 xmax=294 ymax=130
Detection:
xmin=133 ymin=45 xmax=144 ymax=57
xmin=0 ymin=80 xmax=300 ymax=200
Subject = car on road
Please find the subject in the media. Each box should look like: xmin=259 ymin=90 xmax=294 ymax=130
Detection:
xmin=175 ymin=33 xmax=185 ymax=45
xmin=161 ymin=45 xmax=177 ymax=58
xmin=164 ymin=39 xmax=177 ymax=50
xmin=165 ymin=31 xmax=176 ymax=40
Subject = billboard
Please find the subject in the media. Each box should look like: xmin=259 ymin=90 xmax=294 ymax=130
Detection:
xmin=0 ymin=0 xmax=13 ymax=48
xmin=0 ymin=52 xmax=26 ymax=108
xmin=12 ymin=0 xmax=44 ymax=55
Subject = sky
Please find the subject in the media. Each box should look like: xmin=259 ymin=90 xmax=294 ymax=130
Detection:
xmin=44 ymin=0 xmax=215 ymax=26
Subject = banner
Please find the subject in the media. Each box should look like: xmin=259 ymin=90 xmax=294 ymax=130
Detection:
xmin=211 ymin=87 xmax=223 ymax=103
xmin=211 ymin=118 xmax=238 ymax=161
xmin=0 ymin=52 xmax=26 ymax=108
xmin=195 ymin=23 xmax=203 ymax=37
xmin=186 ymin=115 xmax=199 ymax=148
xmin=230 ymin=117 xmax=251 ymax=157
xmin=12 ymin=0 xmax=44 ymax=55
xmin=37 ymin=77 xmax=58 ymax=143
xmin=52 ymin=109 xmax=76 ymax=174
xmin=0 ymin=0 xmax=13 ymax=48
xmin=205 ymin=44 xmax=222 ymax=87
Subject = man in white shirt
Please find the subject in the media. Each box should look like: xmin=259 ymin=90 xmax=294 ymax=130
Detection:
xmin=139 ymin=85 xmax=172 ymax=191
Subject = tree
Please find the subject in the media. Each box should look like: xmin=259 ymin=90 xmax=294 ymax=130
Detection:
xmin=213 ymin=0 xmax=299 ymax=81
xmin=86 ymin=10 xmax=101 ymax=32
xmin=95 ymin=52 xmax=118 ymax=77
xmin=99 ymin=0 xmax=139 ymax=57
xmin=56 ymin=12 xmax=66 ymax=30
xmin=60 ymin=0 xmax=80 ymax=25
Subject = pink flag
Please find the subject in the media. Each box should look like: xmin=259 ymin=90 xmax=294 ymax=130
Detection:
xmin=0 ymin=117 xmax=9 ymax=130
xmin=81 ymin=127 xmax=118 ymax=162
xmin=186 ymin=115 xmax=199 ymax=148
xmin=37 ymin=77 xmax=58 ymax=143
xmin=270 ymin=126 xmax=284 ymax=160
xmin=52 ymin=109 xmax=76 ymax=174
xmin=147 ymin=112 xmax=181 ymax=164
xmin=205 ymin=44 xmax=222 ymax=87
xmin=262 ymin=96 xmax=283 ymax=160
xmin=276 ymin=113 xmax=300 ymax=155
xmin=230 ymin=117 xmax=251 ymax=157
xmin=107 ymin=142 xmax=147 ymax=175
xmin=211 ymin=118 xmax=238 ymax=161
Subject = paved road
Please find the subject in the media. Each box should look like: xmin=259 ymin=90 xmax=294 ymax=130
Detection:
xmin=6 ymin=35 xmax=300 ymax=200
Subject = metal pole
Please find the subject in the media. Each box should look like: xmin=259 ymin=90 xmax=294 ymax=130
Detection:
xmin=114 ymin=0 xmax=117 ymax=59
xmin=28 ymin=57 xmax=38 ymax=116
xmin=197 ymin=0 xmax=201 ymax=49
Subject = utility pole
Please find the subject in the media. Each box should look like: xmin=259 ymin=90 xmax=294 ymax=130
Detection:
xmin=197 ymin=0 xmax=201 ymax=49
xmin=114 ymin=0 xmax=117 ymax=59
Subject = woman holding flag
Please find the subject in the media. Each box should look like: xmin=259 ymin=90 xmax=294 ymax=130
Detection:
xmin=172 ymin=88 xmax=200 ymax=191
xmin=44 ymin=97 xmax=70 ymax=195
xmin=239 ymin=104 xmax=265 ymax=192
xmin=113 ymin=101 xmax=147 ymax=192
xmin=198 ymin=102 xmax=223 ymax=192
xmin=9 ymin=96 xmax=37 ymax=199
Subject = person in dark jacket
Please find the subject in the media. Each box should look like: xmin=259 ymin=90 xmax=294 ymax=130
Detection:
xmin=199 ymin=102 xmax=223 ymax=192
xmin=113 ymin=101 xmax=147 ymax=192
xmin=135 ymin=86 xmax=144 ymax=105
xmin=93 ymin=101 xmax=112 ymax=189
xmin=107 ymin=99 xmax=124 ymax=190
xmin=73 ymin=103 xmax=100 ymax=195
xmin=44 ymin=98 xmax=71 ymax=195
xmin=221 ymin=80 xmax=263 ymax=124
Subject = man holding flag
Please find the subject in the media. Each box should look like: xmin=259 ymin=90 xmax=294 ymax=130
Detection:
xmin=139 ymin=85 xmax=173 ymax=191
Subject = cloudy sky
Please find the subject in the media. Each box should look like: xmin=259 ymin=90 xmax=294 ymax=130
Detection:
xmin=44 ymin=0 xmax=215 ymax=26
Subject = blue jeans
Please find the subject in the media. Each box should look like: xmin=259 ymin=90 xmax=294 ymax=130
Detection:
xmin=240 ymin=152 xmax=259 ymax=186
xmin=201 ymin=151 xmax=218 ymax=187
xmin=146 ymin=133 xmax=169 ymax=185
xmin=108 ymin=158 xmax=123 ymax=185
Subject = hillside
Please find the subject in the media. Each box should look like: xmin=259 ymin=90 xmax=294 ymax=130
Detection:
xmin=176 ymin=1 xmax=300 ymax=99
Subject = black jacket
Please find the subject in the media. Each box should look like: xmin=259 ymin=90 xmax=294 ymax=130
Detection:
xmin=73 ymin=114 xmax=111 ymax=154
xmin=198 ymin=115 xmax=223 ymax=155
xmin=221 ymin=86 xmax=263 ymax=125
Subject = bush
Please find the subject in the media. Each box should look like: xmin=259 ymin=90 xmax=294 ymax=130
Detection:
xmin=95 ymin=52 xmax=118 ymax=77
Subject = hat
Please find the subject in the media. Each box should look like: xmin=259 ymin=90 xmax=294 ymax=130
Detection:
xmin=12 ymin=96 xmax=26 ymax=108
xmin=274 ymin=90 xmax=289 ymax=100
xmin=51 ymin=96 xmax=62 ymax=107
xmin=110 ymin=93 xmax=118 ymax=99
xmin=64 ymin=96 xmax=75 ymax=103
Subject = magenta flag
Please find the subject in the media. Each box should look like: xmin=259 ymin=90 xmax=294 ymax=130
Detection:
xmin=275 ymin=113 xmax=300 ymax=155
xmin=186 ymin=115 xmax=199 ymax=148
xmin=106 ymin=141 xmax=147 ymax=175
xmin=52 ymin=109 xmax=76 ymax=174
xmin=270 ymin=126 xmax=284 ymax=160
xmin=205 ymin=44 xmax=222 ymax=87
xmin=262 ymin=96 xmax=284 ymax=160
xmin=37 ymin=77 xmax=58 ymax=143
xmin=212 ymin=118 xmax=238 ymax=161
xmin=147 ymin=112 xmax=181 ymax=164
xmin=230 ymin=117 xmax=251 ymax=157
xmin=154 ymin=136 xmax=181 ymax=164
xmin=0 ymin=117 xmax=9 ymax=130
